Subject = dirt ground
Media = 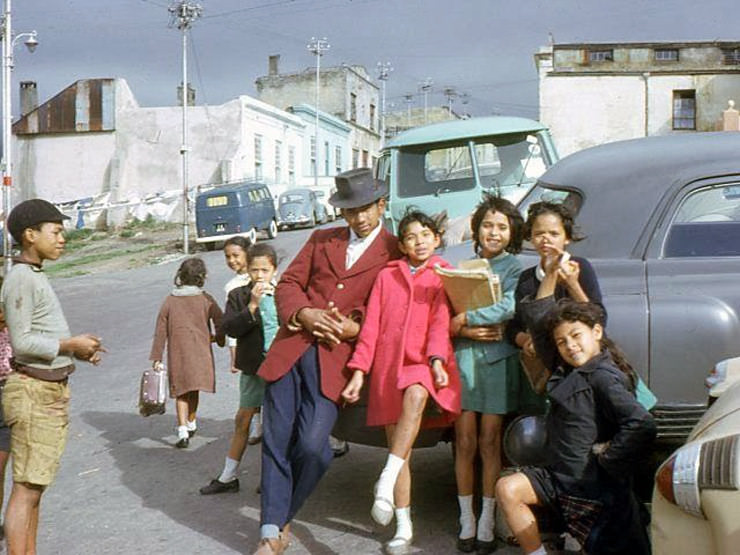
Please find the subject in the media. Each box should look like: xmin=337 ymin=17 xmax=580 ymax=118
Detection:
xmin=44 ymin=222 xmax=201 ymax=278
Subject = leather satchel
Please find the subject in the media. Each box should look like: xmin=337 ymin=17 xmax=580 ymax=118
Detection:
xmin=139 ymin=368 xmax=167 ymax=416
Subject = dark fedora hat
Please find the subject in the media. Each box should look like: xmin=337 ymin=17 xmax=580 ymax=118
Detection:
xmin=329 ymin=168 xmax=388 ymax=209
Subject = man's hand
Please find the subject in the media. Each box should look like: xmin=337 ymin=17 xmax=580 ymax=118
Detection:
xmin=341 ymin=369 xmax=364 ymax=404
xmin=450 ymin=312 xmax=467 ymax=337
xmin=459 ymin=324 xmax=503 ymax=342
xmin=304 ymin=307 xmax=360 ymax=346
xmin=62 ymin=334 xmax=106 ymax=363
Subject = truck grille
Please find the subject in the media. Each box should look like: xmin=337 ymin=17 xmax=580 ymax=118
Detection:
xmin=698 ymin=435 xmax=739 ymax=490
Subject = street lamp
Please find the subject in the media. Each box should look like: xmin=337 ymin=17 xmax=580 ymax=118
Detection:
xmin=2 ymin=0 xmax=38 ymax=273
xmin=168 ymin=0 xmax=201 ymax=255
xmin=307 ymin=37 xmax=329 ymax=188
xmin=376 ymin=61 xmax=392 ymax=147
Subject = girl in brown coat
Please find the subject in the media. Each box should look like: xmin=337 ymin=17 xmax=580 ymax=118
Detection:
xmin=150 ymin=258 xmax=224 ymax=448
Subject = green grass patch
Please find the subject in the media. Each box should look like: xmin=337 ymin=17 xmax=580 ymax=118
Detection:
xmin=46 ymin=245 xmax=159 ymax=276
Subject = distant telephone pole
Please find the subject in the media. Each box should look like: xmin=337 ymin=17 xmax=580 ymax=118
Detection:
xmin=307 ymin=37 xmax=330 ymax=188
xmin=376 ymin=61 xmax=392 ymax=146
xmin=418 ymin=78 xmax=433 ymax=124
xmin=168 ymin=0 xmax=202 ymax=255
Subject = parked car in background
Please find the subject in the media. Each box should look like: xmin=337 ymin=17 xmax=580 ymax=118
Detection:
xmin=313 ymin=189 xmax=336 ymax=222
xmin=651 ymin=372 xmax=740 ymax=555
xmin=375 ymin=116 xmax=559 ymax=239
xmin=195 ymin=181 xmax=277 ymax=250
xmin=277 ymin=188 xmax=328 ymax=230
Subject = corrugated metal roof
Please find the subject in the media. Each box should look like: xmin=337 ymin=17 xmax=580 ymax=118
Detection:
xmin=13 ymin=78 xmax=116 ymax=135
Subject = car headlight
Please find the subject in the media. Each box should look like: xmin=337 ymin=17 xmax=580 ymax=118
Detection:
xmin=706 ymin=358 xmax=740 ymax=399
xmin=655 ymin=434 xmax=740 ymax=518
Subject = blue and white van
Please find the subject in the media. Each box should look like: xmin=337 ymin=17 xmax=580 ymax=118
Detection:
xmin=195 ymin=181 xmax=278 ymax=250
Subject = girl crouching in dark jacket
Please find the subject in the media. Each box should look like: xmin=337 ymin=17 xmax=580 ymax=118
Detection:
xmin=496 ymin=298 xmax=656 ymax=554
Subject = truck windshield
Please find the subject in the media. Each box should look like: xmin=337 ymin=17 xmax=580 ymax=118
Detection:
xmin=396 ymin=133 xmax=548 ymax=200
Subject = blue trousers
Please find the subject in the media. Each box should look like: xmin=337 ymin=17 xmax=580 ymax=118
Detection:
xmin=260 ymin=344 xmax=339 ymax=528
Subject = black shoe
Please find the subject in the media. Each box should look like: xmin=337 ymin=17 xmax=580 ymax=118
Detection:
xmin=175 ymin=437 xmax=189 ymax=448
xmin=200 ymin=478 xmax=239 ymax=495
xmin=456 ymin=536 xmax=476 ymax=553
xmin=331 ymin=439 xmax=349 ymax=458
xmin=188 ymin=428 xmax=197 ymax=438
xmin=475 ymin=539 xmax=498 ymax=554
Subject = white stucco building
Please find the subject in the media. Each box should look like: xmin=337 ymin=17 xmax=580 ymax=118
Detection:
xmin=535 ymin=41 xmax=740 ymax=156
xmin=12 ymin=78 xmax=313 ymax=224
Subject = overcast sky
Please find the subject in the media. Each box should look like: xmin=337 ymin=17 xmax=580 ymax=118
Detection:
xmin=11 ymin=0 xmax=737 ymax=120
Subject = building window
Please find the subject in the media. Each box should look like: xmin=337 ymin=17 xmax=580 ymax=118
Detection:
xmin=673 ymin=90 xmax=696 ymax=130
xmin=288 ymin=146 xmax=296 ymax=185
xmin=362 ymin=149 xmax=369 ymax=168
xmin=369 ymin=103 xmax=376 ymax=130
xmin=722 ymin=48 xmax=740 ymax=65
xmin=350 ymin=93 xmax=357 ymax=122
xmin=274 ymin=140 xmax=282 ymax=184
xmin=310 ymin=136 xmax=317 ymax=177
xmin=254 ymin=135 xmax=263 ymax=180
xmin=655 ymin=48 xmax=679 ymax=62
xmin=589 ymin=49 xmax=613 ymax=62
xmin=352 ymin=148 xmax=359 ymax=169
xmin=335 ymin=146 xmax=342 ymax=174
xmin=324 ymin=141 xmax=330 ymax=176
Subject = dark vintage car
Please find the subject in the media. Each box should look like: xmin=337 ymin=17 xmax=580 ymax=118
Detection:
xmin=334 ymin=132 xmax=740 ymax=447
xmin=277 ymin=188 xmax=329 ymax=229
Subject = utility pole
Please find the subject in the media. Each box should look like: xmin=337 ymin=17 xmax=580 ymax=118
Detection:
xmin=418 ymin=78 xmax=433 ymax=124
xmin=1 ymin=0 xmax=37 ymax=274
xmin=443 ymin=86 xmax=457 ymax=118
xmin=376 ymin=61 xmax=392 ymax=146
xmin=307 ymin=37 xmax=329 ymax=188
xmin=404 ymin=94 xmax=414 ymax=127
xmin=168 ymin=0 xmax=201 ymax=255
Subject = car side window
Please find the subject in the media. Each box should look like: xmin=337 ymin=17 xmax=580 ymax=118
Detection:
xmin=664 ymin=184 xmax=740 ymax=257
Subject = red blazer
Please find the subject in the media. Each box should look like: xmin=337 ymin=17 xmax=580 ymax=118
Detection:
xmin=258 ymin=225 xmax=400 ymax=402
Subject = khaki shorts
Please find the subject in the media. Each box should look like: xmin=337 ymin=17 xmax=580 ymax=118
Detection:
xmin=2 ymin=373 xmax=70 ymax=486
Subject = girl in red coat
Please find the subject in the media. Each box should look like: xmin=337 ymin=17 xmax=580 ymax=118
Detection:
xmin=342 ymin=210 xmax=461 ymax=555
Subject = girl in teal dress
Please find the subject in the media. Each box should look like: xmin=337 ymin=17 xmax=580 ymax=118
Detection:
xmin=450 ymin=195 xmax=524 ymax=554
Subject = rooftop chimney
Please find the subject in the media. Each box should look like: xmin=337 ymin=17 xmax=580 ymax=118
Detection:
xmin=269 ymin=54 xmax=280 ymax=76
xmin=20 ymin=81 xmax=38 ymax=116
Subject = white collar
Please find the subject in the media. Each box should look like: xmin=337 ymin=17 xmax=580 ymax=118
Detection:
xmin=535 ymin=263 xmax=546 ymax=282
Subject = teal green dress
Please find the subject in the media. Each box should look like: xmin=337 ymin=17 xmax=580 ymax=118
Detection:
xmin=453 ymin=252 xmax=523 ymax=414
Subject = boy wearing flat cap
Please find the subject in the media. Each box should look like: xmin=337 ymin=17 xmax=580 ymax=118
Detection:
xmin=0 ymin=198 xmax=105 ymax=554
xmin=254 ymin=168 xmax=400 ymax=554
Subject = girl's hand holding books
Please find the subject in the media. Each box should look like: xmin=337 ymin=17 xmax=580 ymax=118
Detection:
xmin=341 ymin=369 xmax=364 ymax=404
xmin=430 ymin=359 xmax=449 ymax=389
xmin=459 ymin=324 xmax=503 ymax=342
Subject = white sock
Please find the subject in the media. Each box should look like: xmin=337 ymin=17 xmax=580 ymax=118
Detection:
xmin=218 ymin=457 xmax=240 ymax=483
xmin=177 ymin=425 xmax=189 ymax=439
xmin=527 ymin=546 xmax=546 ymax=555
xmin=376 ymin=453 xmax=405 ymax=502
xmin=477 ymin=496 xmax=496 ymax=542
xmin=186 ymin=419 xmax=197 ymax=432
xmin=457 ymin=494 xmax=476 ymax=539
xmin=389 ymin=506 xmax=412 ymax=543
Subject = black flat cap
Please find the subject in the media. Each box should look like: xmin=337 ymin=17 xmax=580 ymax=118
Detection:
xmin=7 ymin=199 xmax=70 ymax=242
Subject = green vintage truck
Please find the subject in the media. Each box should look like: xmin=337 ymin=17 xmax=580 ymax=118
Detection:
xmin=376 ymin=116 xmax=559 ymax=241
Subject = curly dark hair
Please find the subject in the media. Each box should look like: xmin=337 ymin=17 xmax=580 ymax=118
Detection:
xmin=175 ymin=257 xmax=207 ymax=288
xmin=470 ymin=194 xmax=524 ymax=255
xmin=545 ymin=298 xmax=636 ymax=390
xmin=397 ymin=208 xmax=444 ymax=246
xmin=523 ymin=201 xmax=583 ymax=242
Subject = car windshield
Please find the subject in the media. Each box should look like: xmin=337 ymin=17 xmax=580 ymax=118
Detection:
xmin=396 ymin=133 xmax=549 ymax=199
xmin=280 ymin=193 xmax=307 ymax=204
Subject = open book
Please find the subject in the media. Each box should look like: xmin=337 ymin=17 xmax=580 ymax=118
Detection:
xmin=434 ymin=259 xmax=501 ymax=314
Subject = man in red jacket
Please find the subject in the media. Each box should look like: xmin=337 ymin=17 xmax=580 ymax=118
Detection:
xmin=254 ymin=168 xmax=400 ymax=555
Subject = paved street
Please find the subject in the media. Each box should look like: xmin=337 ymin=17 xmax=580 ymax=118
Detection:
xmin=25 ymin=226 xmax=524 ymax=554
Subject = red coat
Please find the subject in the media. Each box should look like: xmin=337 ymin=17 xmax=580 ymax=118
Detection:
xmin=258 ymin=225 xmax=400 ymax=402
xmin=347 ymin=256 xmax=461 ymax=427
